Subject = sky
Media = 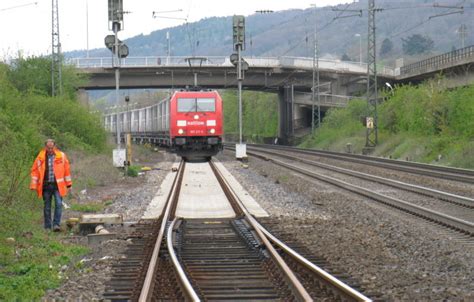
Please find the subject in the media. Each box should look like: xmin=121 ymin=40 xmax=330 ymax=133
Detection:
xmin=0 ymin=0 xmax=350 ymax=57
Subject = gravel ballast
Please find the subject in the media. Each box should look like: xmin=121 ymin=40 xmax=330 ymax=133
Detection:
xmin=216 ymin=151 xmax=473 ymax=301
xmin=44 ymin=148 xmax=472 ymax=301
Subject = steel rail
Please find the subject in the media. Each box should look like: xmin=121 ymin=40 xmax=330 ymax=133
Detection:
xmin=210 ymin=160 xmax=313 ymax=301
xmin=255 ymin=220 xmax=372 ymax=302
xmin=246 ymin=151 xmax=474 ymax=235
xmin=167 ymin=218 xmax=201 ymax=301
xmin=138 ymin=160 xmax=187 ymax=302
xmin=211 ymin=160 xmax=374 ymax=301
xmin=246 ymin=144 xmax=474 ymax=183
xmin=211 ymin=160 xmax=371 ymax=300
xmin=248 ymin=146 xmax=474 ymax=209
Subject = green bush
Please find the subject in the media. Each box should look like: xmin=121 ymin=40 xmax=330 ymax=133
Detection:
xmin=300 ymin=81 xmax=474 ymax=168
xmin=222 ymin=90 xmax=278 ymax=138
xmin=0 ymin=56 xmax=105 ymax=300
xmin=7 ymin=55 xmax=86 ymax=100
xmin=127 ymin=165 xmax=141 ymax=177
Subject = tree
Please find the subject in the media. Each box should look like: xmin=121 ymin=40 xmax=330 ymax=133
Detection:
xmin=341 ymin=53 xmax=352 ymax=61
xmin=380 ymin=38 xmax=394 ymax=56
xmin=402 ymin=34 xmax=434 ymax=55
xmin=6 ymin=55 xmax=86 ymax=100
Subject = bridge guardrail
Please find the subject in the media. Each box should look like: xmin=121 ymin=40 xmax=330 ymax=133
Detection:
xmin=66 ymin=56 xmax=396 ymax=77
xmin=400 ymin=45 xmax=474 ymax=77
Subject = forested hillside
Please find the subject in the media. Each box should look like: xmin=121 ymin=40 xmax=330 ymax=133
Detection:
xmin=68 ymin=0 xmax=474 ymax=64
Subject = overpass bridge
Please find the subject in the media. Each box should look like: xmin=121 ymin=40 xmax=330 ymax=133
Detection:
xmin=72 ymin=45 xmax=474 ymax=142
xmin=398 ymin=45 xmax=474 ymax=87
xmin=73 ymin=56 xmax=395 ymax=141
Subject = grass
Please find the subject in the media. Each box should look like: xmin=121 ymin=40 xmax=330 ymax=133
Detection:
xmin=0 ymin=207 xmax=89 ymax=300
xmin=126 ymin=165 xmax=141 ymax=177
xmin=300 ymin=82 xmax=474 ymax=169
xmin=70 ymin=202 xmax=105 ymax=213
xmin=69 ymin=151 xmax=123 ymax=191
xmin=0 ymin=151 xmax=123 ymax=300
xmin=104 ymin=199 xmax=114 ymax=206
xmin=0 ymin=56 xmax=114 ymax=300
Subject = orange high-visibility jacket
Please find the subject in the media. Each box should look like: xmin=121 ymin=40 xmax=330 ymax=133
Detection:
xmin=30 ymin=148 xmax=72 ymax=198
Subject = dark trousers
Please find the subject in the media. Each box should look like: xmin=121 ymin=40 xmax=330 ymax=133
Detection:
xmin=43 ymin=184 xmax=62 ymax=229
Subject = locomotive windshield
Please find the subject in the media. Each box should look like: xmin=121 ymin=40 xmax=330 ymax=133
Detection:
xmin=177 ymin=98 xmax=195 ymax=112
xmin=177 ymin=98 xmax=215 ymax=112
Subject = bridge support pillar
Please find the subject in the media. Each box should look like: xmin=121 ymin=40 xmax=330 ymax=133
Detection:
xmin=278 ymin=85 xmax=294 ymax=144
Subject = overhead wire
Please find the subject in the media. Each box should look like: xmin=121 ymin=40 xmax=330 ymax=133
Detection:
xmin=184 ymin=0 xmax=196 ymax=56
xmin=389 ymin=0 xmax=466 ymax=39
xmin=278 ymin=2 xmax=356 ymax=57
xmin=284 ymin=0 xmax=470 ymax=55
xmin=0 ymin=2 xmax=37 ymax=12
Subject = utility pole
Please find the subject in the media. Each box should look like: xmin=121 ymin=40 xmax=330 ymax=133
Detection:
xmin=310 ymin=4 xmax=321 ymax=135
xmin=458 ymin=24 xmax=467 ymax=49
xmin=365 ymin=0 xmax=381 ymax=153
xmin=107 ymin=0 xmax=129 ymax=167
xmin=51 ymin=0 xmax=62 ymax=97
xmin=114 ymin=24 xmax=121 ymax=147
xmin=152 ymin=10 xmax=186 ymax=65
xmin=355 ymin=33 xmax=362 ymax=65
xmin=166 ymin=31 xmax=171 ymax=65
xmin=232 ymin=15 xmax=247 ymax=160
xmin=86 ymin=0 xmax=89 ymax=58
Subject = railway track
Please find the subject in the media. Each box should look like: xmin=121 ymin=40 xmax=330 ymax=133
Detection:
xmin=229 ymin=145 xmax=474 ymax=237
xmin=248 ymin=145 xmax=474 ymax=209
xmin=245 ymin=144 xmax=474 ymax=184
xmin=104 ymin=160 xmax=372 ymax=301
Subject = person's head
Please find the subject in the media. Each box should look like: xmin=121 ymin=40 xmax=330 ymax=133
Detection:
xmin=45 ymin=139 xmax=56 ymax=153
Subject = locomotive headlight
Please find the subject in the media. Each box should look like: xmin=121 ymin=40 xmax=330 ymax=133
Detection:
xmin=178 ymin=129 xmax=184 ymax=135
xmin=209 ymin=128 xmax=216 ymax=134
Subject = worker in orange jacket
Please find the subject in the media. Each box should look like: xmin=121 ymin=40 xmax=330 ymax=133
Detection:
xmin=30 ymin=139 xmax=72 ymax=231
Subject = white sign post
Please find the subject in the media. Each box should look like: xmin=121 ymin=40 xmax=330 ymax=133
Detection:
xmin=113 ymin=148 xmax=126 ymax=167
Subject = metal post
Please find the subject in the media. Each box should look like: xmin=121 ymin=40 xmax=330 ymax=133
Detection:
xmin=459 ymin=24 xmax=467 ymax=49
xmin=233 ymin=15 xmax=246 ymax=159
xmin=311 ymin=25 xmax=316 ymax=134
xmin=86 ymin=0 xmax=89 ymax=58
xmin=355 ymin=33 xmax=362 ymax=65
xmin=51 ymin=0 xmax=62 ymax=97
xmin=126 ymin=133 xmax=132 ymax=166
xmin=311 ymin=4 xmax=321 ymax=134
xmin=238 ymin=44 xmax=243 ymax=145
xmin=114 ymin=23 xmax=121 ymax=147
xmin=167 ymin=31 xmax=171 ymax=65
xmin=365 ymin=0 xmax=378 ymax=151
xmin=291 ymin=84 xmax=295 ymax=137
xmin=316 ymin=39 xmax=320 ymax=130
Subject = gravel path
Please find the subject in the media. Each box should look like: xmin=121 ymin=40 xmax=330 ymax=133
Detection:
xmin=216 ymin=151 xmax=474 ymax=301
xmin=43 ymin=150 xmax=176 ymax=301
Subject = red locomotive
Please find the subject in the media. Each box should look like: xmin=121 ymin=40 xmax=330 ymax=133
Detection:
xmin=105 ymin=89 xmax=223 ymax=159
xmin=169 ymin=90 xmax=223 ymax=158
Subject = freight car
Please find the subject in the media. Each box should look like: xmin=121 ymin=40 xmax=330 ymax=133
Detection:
xmin=104 ymin=90 xmax=223 ymax=159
